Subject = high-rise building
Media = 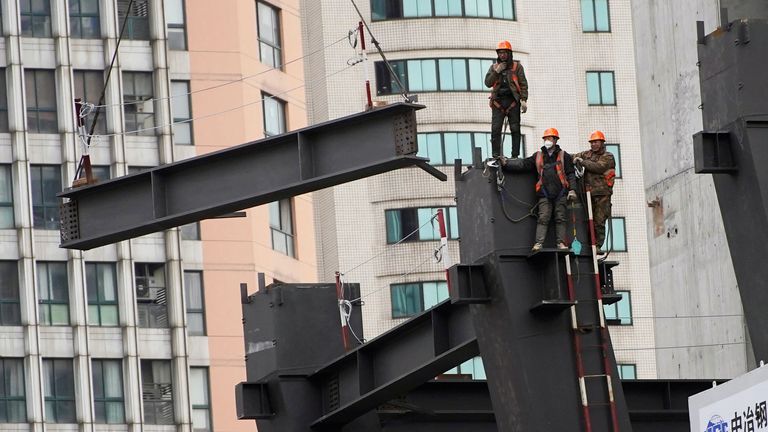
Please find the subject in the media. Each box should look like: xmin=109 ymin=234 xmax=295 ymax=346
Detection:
xmin=303 ymin=0 xmax=656 ymax=379
xmin=0 ymin=0 xmax=312 ymax=430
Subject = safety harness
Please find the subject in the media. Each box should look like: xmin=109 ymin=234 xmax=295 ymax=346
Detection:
xmin=489 ymin=61 xmax=522 ymax=114
xmin=535 ymin=150 xmax=569 ymax=198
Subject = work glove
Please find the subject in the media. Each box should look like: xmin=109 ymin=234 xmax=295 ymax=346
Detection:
xmin=573 ymin=156 xmax=583 ymax=164
xmin=520 ymin=100 xmax=527 ymax=113
xmin=567 ymin=190 xmax=577 ymax=202
xmin=493 ymin=62 xmax=506 ymax=73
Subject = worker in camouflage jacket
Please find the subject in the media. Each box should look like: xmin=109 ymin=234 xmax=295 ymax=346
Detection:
xmin=573 ymin=130 xmax=616 ymax=254
xmin=485 ymin=40 xmax=528 ymax=159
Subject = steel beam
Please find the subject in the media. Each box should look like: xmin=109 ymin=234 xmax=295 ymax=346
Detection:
xmin=58 ymin=103 xmax=442 ymax=250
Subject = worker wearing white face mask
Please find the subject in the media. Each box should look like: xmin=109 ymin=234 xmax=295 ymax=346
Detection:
xmin=502 ymin=128 xmax=577 ymax=252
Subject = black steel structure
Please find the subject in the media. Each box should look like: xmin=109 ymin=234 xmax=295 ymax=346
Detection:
xmin=694 ymin=17 xmax=768 ymax=362
xmin=58 ymin=103 xmax=442 ymax=250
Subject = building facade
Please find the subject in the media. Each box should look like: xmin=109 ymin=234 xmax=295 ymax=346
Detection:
xmin=302 ymin=0 xmax=656 ymax=379
xmin=0 ymin=0 xmax=313 ymax=431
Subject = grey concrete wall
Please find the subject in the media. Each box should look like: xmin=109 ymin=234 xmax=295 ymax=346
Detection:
xmin=630 ymin=0 xmax=755 ymax=378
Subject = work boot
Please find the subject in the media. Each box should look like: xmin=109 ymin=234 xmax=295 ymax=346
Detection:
xmin=531 ymin=243 xmax=543 ymax=252
xmin=557 ymin=242 xmax=569 ymax=250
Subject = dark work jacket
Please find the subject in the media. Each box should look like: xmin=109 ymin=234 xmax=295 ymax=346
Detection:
xmin=503 ymin=145 xmax=577 ymax=198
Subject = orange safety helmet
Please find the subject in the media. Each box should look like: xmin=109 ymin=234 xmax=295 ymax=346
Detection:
xmin=496 ymin=40 xmax=513 ymax=51
xmin=589 ymin=130 xmax=606 ymax=142
xmin=542 ymin=128 xmax=560 ymax=139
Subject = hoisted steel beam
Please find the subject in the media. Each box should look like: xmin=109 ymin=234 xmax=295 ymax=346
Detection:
xmin=58 ymin=103 xmax=443 ymax=250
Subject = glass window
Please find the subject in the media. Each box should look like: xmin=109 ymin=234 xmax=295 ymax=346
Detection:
xmin=582 ymin=0 xmax=610 ymax=32
xmin=0 ymin=69 xmax=9 ymax=132
xmin=25 ymin=70 xmax=58 ymax=133
xmin=37 ymin=262 xmax=69 ymax=326
xmin=468 ymin=59 xmax=493 ymax=91
xmin=190 ymin=367 xmax=211 ymax=432
xmin=184 ymin=271 xmax=206 ymax=336
xmin=386 ymin=207 xmax=458 ymax=243
xmin=403 ymin=0 xmax=431 ymax=17
xmin=377 ymin=58 xmax=494 ymax=95
xmin=180 ymin=222 xmax=200 ymax=240
xmin=0 ymin=358 xmax=26 ymax=422
xmin=122 ymin=72 xmax=155 ymax=135
xmin=390 ymin=280 xmax=448 ymax=318
xmin=618 ymin=364 xmax=636 ymax=380
xmin=269 ymin=199 xmax=295 ymax=257
xmin=30 ymin=165 xmax=62 ymax=230
xmin=262 ymin=93 xmax=286 ymax=137
xmin=117 ymin=0 xmax=149 ymax=40
xmin=91 ymin=165 xmax=110 ymax=181
xmin=373 ymin=0 xmax=514 ymax=20
xmin=605 ymin=144 xmax=621 ymax=178
xmin=135 ymin=263 xmax=168 ymax=328
xmin=141 ymin=360 xmax=174 ymax=425
xmin=171 ymin=81 xmax=192 ymax=145
xmin=73 ymin=70 xmax=107 ymax=135
xmin=0 ymin=165 xmax=14 ymax=228
xmin=165 ymin=0 xmax=187 ymax=50
xmin=438 ymin=59 xmax=468 ymax=90
xmin=42 ymin=359 xmax=75 ymax=423
xmin=417 ymin=132 xmax=524 ymax=166
xmin=20 ymin=0 xmax=52 ymax=37
xmin=86 ymin=263 xmax=119 ymax=326
xmin=444 ymin=356 xmax=486 ymax=379
xmin=92 ymin=359 xmax=124 ymax=423
xmin=406 ymin=59 xmax=437 ymax=92
xmin=0 ymin=261 xmax=20 ymax=326
xmin=602 ymin=217 xmax=627 ymax=252
xmin=69 ymin=0 xmax=100 ymax=38
xmin=257 ymin=2 xmax=281 ymax=68
xmin=586 ymin=71 xmax=616 ymax=106
xmin=604 ymin=290 xmax=632 ymax=325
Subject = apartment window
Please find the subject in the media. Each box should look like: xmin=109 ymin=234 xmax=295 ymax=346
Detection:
xmin=386 ymin=207 xmax=458 ymax=243
xmin=141 ymin=360 xmax=174 ymax=425
xmin=69 ymin=0 xmax=100 ymax=38
xmin=37 ymin=262 xmax=69 ymax=326
xmin=165 ymin=0 xmax=187 ymax=50
xmin=269 ymin=199 xmax=295 ymax=257
xmin=92 ymin=359 xmax=124 ymax=423
xmin=43 ymin=359 xmax=75 ymax=423
xmin=117 ymin=0 xmax=149 ymax=40
xmin=20 ymin=0 xmax=52 ymax=37
xmin=190 ymin=367 xmax=211 ymax=431
xmin=605 ymin=144 xmax=622 ymax=178
xmin=602 ymin=217 xmax=627 ymax=252
xmin=73 ymin=70 xmax=107 ymax=134
xmin=257 ymin=2 xmax=282 ymax=68
xmin=618 ymin=364 xmax=637 ymax=380
xmin=122 ymin=72 xmax=155 ymax=135
xmin=0 ymin=358 xmax=26 ymax=422
xmin=86 ymin=263 xmax=118 ymax=326
xmin=184 ymin=271 xmax=206 ymax=336
xmin=0 ymin=165 xmax=14 ymax=228
xmin=604 ymin=290 xmax=632 ymax=325
xmin=25 ymin=70 xmax=58 ymax=133
xmin=581 ymin=0 xmax=610 ymax=32
xmin=0 ymin=261 xmax=20 ymax=326
xmin=586 ymin=71 xmax=616 ymax=105
xmin=180 ymin=222 xmax=200 ymax=240
xmin=30 ymin=165 xmax=62 ymax=230
xmin=444 ymin=356 xmax=486 ymax=379
xmin=372 ymin=0 xmax=515 ymax=20
xmin=0 ymin=69 xmax=8 ymax=132
xmin=171 ymin=81 xmax=192 ymax=144
xmin=417 ymin=132 xmax=525 ymax=166
xmin=91 ymin=165 xmax=111 ymax=181
xmin=135 ymin=263 xmax=168 ymax=328
xmin=262 ymin=93 xmax=286 ymax=136
xmin=391 ymin=281 xmax=448 ymax=318
xmin=375 ymin=58 xmax=493 ymax=95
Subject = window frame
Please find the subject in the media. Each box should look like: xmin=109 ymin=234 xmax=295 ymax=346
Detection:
xmin=0 ymin=69 xmax=9 ymax=132
xmin=385 ymin=206 xmax=459 ymax=244
xmin=180 ymin=222 xmax=200 ymax=240
xmin=86 ymin=262 xmax=119 ymax=327
xmin=269 ymin=198 xmax=295 ymax=257
xmin=0 ymin=261 xmax=21 ymax=326
xmin=256 ymin=1 xmax=283 ymax=69
xmin=122 ymin=71 xmax=155 ymax=136
xmin=135 ymin=262 xmax=168 ymax=328
xmin=165 ymin=0 xmax=188 ymax=50
xmin=69 ymin=0 xmax=101 ymax=39
xmin=390 ymin=280 xmax=448 ymax=318
xmin=262 ymin=92 xmax=286 ymax=137
xmin=417 ymin=131 xmax=526 ymax=166
xmin=586 ymin=71 xmax=616 ymax=106
xmin=73 ymin=70 xmax=107 ymax=135
xmin=605 ymin=143 xmax=622 ymax=178
xmin=91 ymin=359 xmax=125 ymax=424
xmin=375 ymin=58 xmax=495 ymax=95
xmin=118 ymin=0 xmax=150 ymax=41
xmin=0 ymin=164 xmax=15 ymax=228
xmin=37 ymin=261 xmax=70 ymax=326
xmin=171 ymin=80 xmax=193 ymax=145
xmin=25 ymin=69 xmax=58 ymax=133
xmin=602 ymin=216 xmax=627 ymax=252
xmin=604 ymin=290 xmax=632 ymax=325
xmin=20 ymin=0 xmax=52 ymax=38
xmin=42 ymin=358 xmax=75 ymax=423
xmin=617 ymin=363 xmax=636 ymax=380
xmin=30 ymin=164 xmax=62 ymax=230
xmin=0 ymin=358 xmax=26 ymax=423
xmin=190 ymin=367 xmax=212 ymax=431
xmin=581 ymin=0 xmax=611 ymax=33
xmin=140 ymin=359 xmax=174 ymax=425
xmin=184 ymin=270 xmax=207 ymax=336
xmin=371 ymin=0 xmax=516 ymax=21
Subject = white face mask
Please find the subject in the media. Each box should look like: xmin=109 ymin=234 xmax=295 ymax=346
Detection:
xmin=543 ymin=139 xmax=554 ymax=149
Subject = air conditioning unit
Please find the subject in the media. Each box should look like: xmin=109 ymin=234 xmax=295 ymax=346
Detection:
xmin=136 ymin=284 xmax=157 ymax=302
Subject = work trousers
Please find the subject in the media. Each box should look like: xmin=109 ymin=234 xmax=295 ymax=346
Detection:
xmin=535 ymin=195 xmax=568 ymax=245
xmin=592 ymin=195 xmax=612 ymax=249
xmin=490 ymin=98 xmax=522 ymax=158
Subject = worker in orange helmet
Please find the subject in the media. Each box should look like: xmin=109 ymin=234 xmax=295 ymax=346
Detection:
xmin=485 ymin=40 xmax=528 ymax=159
xmin=573 ymin=130 xmax=616 ymax=254
xmin=503 ymin=128 xmax=577 ymax=252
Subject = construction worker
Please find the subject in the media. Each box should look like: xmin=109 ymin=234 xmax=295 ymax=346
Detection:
xmin=573 ymin=130 xmax=616 ymax=254
xmin=485 ymin=40 xmax=528 ymax=159
xmin=503 ymin=128 xmax=577 ymax=252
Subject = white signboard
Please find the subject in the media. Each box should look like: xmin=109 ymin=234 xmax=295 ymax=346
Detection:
xmin=689 ymin=364 xmax=768 ymax=432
